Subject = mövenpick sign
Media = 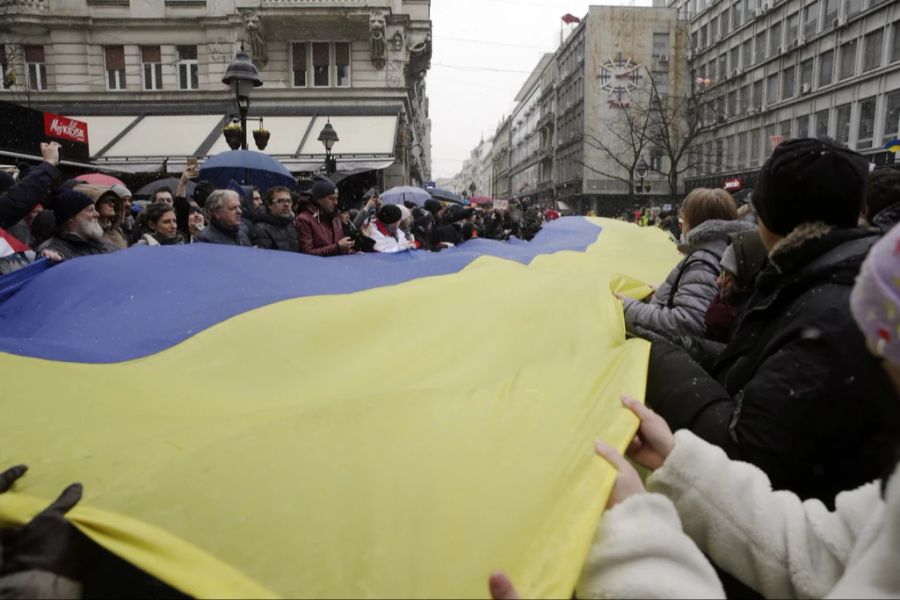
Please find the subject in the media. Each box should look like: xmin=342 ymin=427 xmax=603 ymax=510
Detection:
xmin=43 ymin=112 xmax=89 ymax=145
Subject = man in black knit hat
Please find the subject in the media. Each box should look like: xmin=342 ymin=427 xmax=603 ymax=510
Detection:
xmin=39 ymin=190 xmax=118 ymax=260
xmin=644 ymin=138 xmax=893 ymax=509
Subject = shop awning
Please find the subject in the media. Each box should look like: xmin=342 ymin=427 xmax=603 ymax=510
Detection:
xmin=76 ymin=113 xmax=398 ymax=174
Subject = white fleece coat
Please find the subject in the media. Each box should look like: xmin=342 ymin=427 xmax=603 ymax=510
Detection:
xmin=576 ymin=430 xmax=899 ymax=599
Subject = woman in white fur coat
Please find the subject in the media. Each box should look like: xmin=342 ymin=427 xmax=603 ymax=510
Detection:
xmin=490 ymin=222 xmax=900 ymax=600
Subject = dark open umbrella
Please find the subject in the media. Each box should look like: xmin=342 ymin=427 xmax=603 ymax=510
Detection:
xmin=135 ymin=177 xmax=195 ymax=199
xmin=427 ymin=187 xmax=467 ymax=205
xmin=199 ymin=150 xmax=295 ymax=192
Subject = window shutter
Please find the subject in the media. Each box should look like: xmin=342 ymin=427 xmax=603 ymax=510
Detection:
xmin=292 ymin=43 xmax=306 ymax=70
xmin=24 ymin=45 xmax=45 ymax=62
xmin=141 ymin=45 xmax=161 ymax=63
xmin=335 ymin=43 xmax=350 ymax=65
xmin=105 ymin=46 xmax=125 ymax=70
xmin=313 ymin=43 xmax=329 ymax=66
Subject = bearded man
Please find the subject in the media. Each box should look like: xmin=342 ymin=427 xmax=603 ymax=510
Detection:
xmin=39 ymin=191 xmax=119 ymax=260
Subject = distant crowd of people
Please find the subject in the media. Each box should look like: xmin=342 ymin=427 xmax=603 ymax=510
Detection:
xmin=0 ymin=144 xmax=560 ymax=275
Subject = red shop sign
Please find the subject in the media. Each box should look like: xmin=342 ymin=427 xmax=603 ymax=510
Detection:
xmin=723 ymin=178 xmax=743 ymax=192
xmin=43 ymin=112 xmax=89 ymax=145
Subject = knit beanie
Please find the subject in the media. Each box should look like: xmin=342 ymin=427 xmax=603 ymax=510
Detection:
xmin=378 ymin=204 xmax=402 ymax=225
xmin=49 ymin=190 xmax=94 ymax=226
xmin=310 ymin=178 xmax=337 ymax=200
xmin=110 ymin=184 xmax=132 ymax=199
xmin=850 ymin=222 xmax=900 ymax=365
xmin=753 ymin=138 xmax=869 ymax=236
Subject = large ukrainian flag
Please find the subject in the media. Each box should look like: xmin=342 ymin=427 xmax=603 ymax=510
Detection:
xmin=0 ymin=217 xmax=678 ymax=598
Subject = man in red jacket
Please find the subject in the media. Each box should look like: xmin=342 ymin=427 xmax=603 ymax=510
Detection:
xmin=294 ymin=177 xmax=354 ymax=256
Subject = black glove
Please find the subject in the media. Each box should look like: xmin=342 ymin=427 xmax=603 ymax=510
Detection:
xmin=0 ymin=465 xmax=89 ymax=580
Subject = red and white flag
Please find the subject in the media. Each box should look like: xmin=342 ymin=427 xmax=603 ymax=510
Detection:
xmin=561 ymin=13 xmax=581 ymax=24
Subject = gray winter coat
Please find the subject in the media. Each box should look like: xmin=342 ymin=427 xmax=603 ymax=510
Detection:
xmin=623 ymin=219 xmax=755 ymax=342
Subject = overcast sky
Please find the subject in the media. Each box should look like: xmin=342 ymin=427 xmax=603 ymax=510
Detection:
xmin=428 ymin=0 xmax=653 ymax=179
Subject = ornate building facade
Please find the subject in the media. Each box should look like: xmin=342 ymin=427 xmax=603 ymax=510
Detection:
xmin=0 ymin=0 xmax=432 ymax=188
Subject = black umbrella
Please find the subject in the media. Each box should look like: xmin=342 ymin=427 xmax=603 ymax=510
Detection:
xmin=136 ymin=177 xmax=195 ymax=199
xmin=427 ymin=187 xmax=467 ymax=205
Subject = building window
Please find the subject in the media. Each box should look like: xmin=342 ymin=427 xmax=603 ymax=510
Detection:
xmin=105 ymin=45 xmax=126 ymax=90
xmin=765 ymin=123 xmax=777 ymax=154
xmin=0 ymin=46 xmax=8 ymax=90
xmin=721 ymin=9 xmax=730 ymax=35
xmin=836 ymin=103 xmax=851 ymax=144
xmin=652 ymin=33 xmax=670 ymax=57
xmin=292 ymin=43 xmax=307 ymax=87
xmin=728 ymin=90 xmax=737 ymax=116
xmin=779 ymin=119 xmax=791 ymax=139
xmin=24 ymin=45 xmax=46 ymax=91
xmin=863 ymin=29 xmax=883 ymax=72
xmin=884 ymin=90 xmax=900 ymax=144
xmin=742 ymin=0 xmax=751 ymax=24
xmin=718 ymin=54 xmax=727 ymax=79
xmin=732 ymin=0 xmax=742 ymax=29
xmin=740 ymin=84 xmax=749 ymax=111
xmin=700 ymin=24 xmax=708 ymax=48
xmin=819 ymin=49 xmax=834 ymax=86
xmin=741 ymin=39 xmax=752 ymax=68
xmin=335 ymin=42 xmax=350 ymax=87
xmin=141 ymin=45 xmax=162 ymax=90
xmin=729 ymin=46 xmax=739 ymax=72
xmin=857 ymin=97 xmax=876 ymax=149
xmin=823 ymin=0 xmax=839 ymax=29
xmin=800 ymin=58 xmax=814 ymax=90
xmin=176 ymin=45 xmax=198 ymax=90
xmin=313 ymin=42 xmax=329 ymax=87
xmin=797 ymin=114 xmax=810 ymax=138
xmin=839 ymin=40 xmax=857 ymax=80
xmin=815 ymin=108 xmax=830 ymax=137
xmin=754 ymin=32 xmax=766 ymax=64
xmin=804 ymin=2 xmax=818 ymax=38
xmin=847 ymin=0 xmax=864 ymax=17
xmin=782 ymin=65 xmax=795 ymax=99
xmin=786 ymin=12 xmax=800 ymax=43
xmin=737 ymin=131 xmax=747 ymax=166
xmin=766 ymin=72 xmax=779 ymax=105
xmin=769 ymin=21 xmax=783 ymax=55
xmin=751 ymin=128 xmax=761 ymax=165
xmin=752 ymin=79 xmax=763 ymax=108
xmin=893 ymin=22 xmax=900 ymax=62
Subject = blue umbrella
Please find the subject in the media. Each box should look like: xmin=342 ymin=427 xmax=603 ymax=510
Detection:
xmin=199 ymin=150 xmax=295 ymax=192
xmin=381 ymin=186 xmax=431 ymax=207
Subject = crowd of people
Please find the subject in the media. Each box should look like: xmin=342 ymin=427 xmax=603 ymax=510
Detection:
xmin=2 ymin=137 xmax=900 ymax=598
xmin=0 ymin=147 xmax=555 ymax=275
xmin=491 ymin=137 xmax=900 ymax=599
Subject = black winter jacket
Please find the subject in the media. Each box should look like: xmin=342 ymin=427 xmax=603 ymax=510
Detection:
xmin=646 ymin=224 xmax=894 ymax=506
xmin=251 ymin=213 xmax=299 ymax=252
xmin=40 ymin=233 xmax=118 ymax=260
xmin=195 ymin=220 xmax=251 ymax=246
xmin=0 ymin=162 xmax=60 ymax=230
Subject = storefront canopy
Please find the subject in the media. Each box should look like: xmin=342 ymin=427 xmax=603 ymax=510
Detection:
xmin=74 ymin=113 xmax=399 ymax=174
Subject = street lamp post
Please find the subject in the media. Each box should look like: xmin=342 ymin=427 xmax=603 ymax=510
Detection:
xmin=222 ymin=49 xmax=263 ymax=150
xmin=318 ymin=118 xmax=339 ymax=175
